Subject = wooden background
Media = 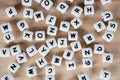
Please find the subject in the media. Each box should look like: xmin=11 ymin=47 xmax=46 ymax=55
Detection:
xmin=0 ymin=0 xmax=120 ymax=80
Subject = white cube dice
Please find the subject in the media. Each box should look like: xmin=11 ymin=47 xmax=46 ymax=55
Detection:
xmin=71 ymin=17 xmax=83 ymax=29
xmin=1 ymin=74 xmax=14 ymax=80
xmin=21 ymin=0 xmax=32 ymax=6
xmin=10 ymin=44 xmax=21 ymax=56
xmin=56 ymin=2 xmax=69 ymax=14
xmin=16 ymin=53 xmax=27 ymax=64
xmin=93 ymin=21 xmax=106 ymax=32
xmin=100 ymin=0 xmax=112 ymax=5
xmin=36 ymin=57 xmax=47 ymax=68
xmin=45 ymin=75 xmax=55 ymax=80
xmin=107 ymin=21 xmax=118 ymax=32
xmin=46 ymin=14 xmax=57 ymax=25
xmin=82 ymin=58 xmax=92 ymax=68
xmin=0 ymin=22 xmax=12 ymax=33
xmin=101 ymin=11 xmax=113 ymax=21
xmin=94 ymin=44 xmax=104 ymax=54
xmin=78 ymin=73 xmax=89 ymax=80
xmin=8 ymin=61 xmax=20 ymax=73
xmin=63 ymin=49 xmax=74 ymax=60
xmin=45 ymin=66 xmax=55 ymax=75
xmin=23 ymin=30 xmax=33 ymax=41
xmin=70 ymin=41 xmax=82 ymax=52
xmin=59 ymin=21 xmax=70 ymax=32
xmin=26 ymin=66 xmax=37 ymax=77
xmin=26 ymin=45 xmax=38 ymax=57
xmin=82 ymin=47 xmax=92 ymax=58
xmin=84 ymin=0 xmax=94 ymax=5
xmin=68 ymin=31 xmax=78 ymax=41
xmin=41 ymin=0 xmax=53 ymax=10
xmin=51 ymin=55 xmax=63 ymax=66
xmin=71 ymin=6 xmax=83 ymax=17
xmin=17 ymin=20 xmax=29 ymax=31
xmin=102 ymin=53 xmax=113 ymax=63
xmin=102 ymin=31 xmax=114 ymax=43
xmin=34 ymin=0 xmax=41 ymax=3
xmin=5 ymin=6 xmax=17 ymax=18
xmin=46 ymin=38 xmax=57 ymax=49
xmin=84 ymin=5 xmax=94 ymax=16
xmin=0 ymin=48 xmax=10 ymax=57
xmin=3 ymin=32 xmax=15 ymax=44
xmin=83 ymin=33 xmax=95 ymax=45
xmin=35 ymin=31 xmax=45 ymax=41
xmin=66 ymin=0 xmax=74 ymax=3
xmin=47 ymin=25 xmax=58 ymax=36
xmin=58 ymin=38 xmax=67 ymax=48
xmin=34 ymin=11 xmax=44 ymax=22
xmin=65 ymin=60 xmax=76 ymax=71
xmin=99 ymin=69 xmax=111 ymax=80
xmin=23 ymin=8 xmax=34 ymax=19
xmin=38 ymin=44 xmax=50 ymax=57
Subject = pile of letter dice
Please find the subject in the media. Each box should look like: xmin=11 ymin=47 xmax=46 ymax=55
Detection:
xmin=0 ymin=0 xmax=118 ymax=80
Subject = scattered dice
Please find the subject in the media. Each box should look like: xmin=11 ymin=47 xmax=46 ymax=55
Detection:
xmin=8 ymin=62 xmax=20 ymax=73
xmin=23 ymin=8 xmax=34 ymax=19
xmin=35 ymin=31 xmax=45 ymax=41
xmin=36 ymin=57 xmax=48 ymax=68
xmin=101 ymin=11 xmax=113 ymax=21
xmin=78 ymin=73 xmax=89 ymax=80
xmin=21 ymin=0 xmax=32 ymax=7
xmin=68 ymin=31 xmax=78 ymax=41
xmin=16 ymin=53 xmax=27 ymax=64
xmin=45 ymin=75 xmax=55 ymax=80
xmin=100 ymin=0 xmax=112 ymax=5
xmin=41 ymin=0 xmax=53 ymax=10
xmin=57 ymin=38 xmax=67 ymax=48
xmin=82 ymin=58 xmax=93 ymax=68
xmin=82 ymin=47 xmax=92 ymax=58
xmin=70 ymin=41 xmax=82 ymax=52
xmin=94 ymin=44 xmax=104 ymax=54
xmin=1 ymin=74 xmax=14 ymax=80
xmin=46 ymin=14 xmax=57 ymax=25
xmin=17 ymin=20 xmax=29 ymax=31
xmin=34 ymin=11 xmax=44 ymax=22
xmin=63 ymin=49 xmax=74 ymax=60
xmin=45 ymin=66 xmax=55 ymax=75
xmin=102 ymin=53 xmax=113 ymax=63
xmin=99 ymin=69 xmax=111 ymax=80
xmin=65 ymin=60 xmax=76 ymax=71
xmin=84 ymin=0 xmax=94 ymax=5
xmin=10 ymin=44 xmax=21 ymax=56
xmin=23 ymin=30 xmax=34 ymax=41
xmin=51 ymin=55 xmax=63 ymax=66
xmin=0 ymin=22 xmax=12 ymax=33
xmin=47 ymin=25 xmax=58 ymax=36
xmin=84 ymin=5 xmax=94 ymax=16
xmin=46 ymin=38 xmax=57 ymax=49
xmin=107 ymin=21 xmax=118 ymax=32
xmin=71 ymin=6 xmax=83 ymax=17
xmin=0 ymin=48 xmax=10 ymax=57
xmin=26 ymin=66 xmax=37 ymax=77
xmin=59 ymin=21 xmax=70 ymax=32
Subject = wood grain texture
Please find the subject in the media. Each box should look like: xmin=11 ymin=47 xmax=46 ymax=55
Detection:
xmin=0 ymin=0 xmax=120 ymax=80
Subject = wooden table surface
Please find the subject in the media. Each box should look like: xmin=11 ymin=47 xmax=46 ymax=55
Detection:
xmin=0 ymin=0 xmax=120 ymax=80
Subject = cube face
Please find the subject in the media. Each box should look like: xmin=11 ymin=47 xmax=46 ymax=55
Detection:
xmin=84 ymin=0 xmax=94 ymax=5
xmin=26 ymin=45 xmax=38 ymax=57
xmin=102 ymin=53 xmax=113 ymax=63
xmin=8 ymin=62 xmax=20 ymax=73
xmin=82 ymin=58 xmax=92 ymax=68
xmin=5 ymin=7 xmax=17 ymax=18
xmin=41 ymin=0 xmax=53 ymax=10
xmin=82 ymin=48 xmax=92 ymax=58
xmin=99 ymin=70 xmax=111 ymax=80
xmin=68 ymin=31 xmax=78 ymax=41
xmin=100 ymin=0 xmax=112 ymax=5
xmin=22 ymin=0 xmax=32 ymax=6
xmin=46 ymin=15 xmax=57 ymax=25
xmin=45 ymin=75 xmax=55 ymax=80
xmin=47 ymin=25 xmax=58 ymax=36
xmin=1 ymin=74 xmax=14 ymax=80
xmin=63 ymin=49 xmax=74 ymax=60
xmin=0 ymin=48 xmax=10 ymax=57
xmin=107 ymin=21 xmax=118 ymax=32
xmin=84 ymin=5 xmax=94 ymax=16
xmin=23 ymin=8 xmax=34 ymax=19
xmin=16 ymin=53 xmax=27 ymax=64
xmin=17 ymin=20 xmax=29 ymax=31
xmin=78 ymin=73 xmax=89 ymax=80
xmin=38 ymin=44 xmax=50 ymax=57
xmin=70 ymin=41 xmax=82 ymax=52
xmin=71 ymin=17 xmax=82 ymax=29
xmin=10 ymin=44 xmax=21 ymax=56
xmin=51 ymin=55 xmax=63 ymax=66
xmin=65 ymin=60 xmax=76 ymax=71
xmin=83 ymin=33 xmax=95 ymax=45
xmin=23 ymin=30 xmax=33 ymax=41
xmin=35 ymin=31 xmax=45 ymax=41
xmin=46 ymin=38 xmax=57 ymax=49
xmin=3 ymin=32 xmax=15 ymax=44
xmin=58 ymin=38 xmax=67 ymax=48
xmin=101 ymin=11 xmax=113 ymax=22
xmin=102 ymin=31 xmax=114 ymax=43
xmin=71 ymin=6 xmax=83 ymax=17
xmin=34 ymin=11 xmax=44 ymax=22
xmin=94 ymin=44 xmax=104 ymax=54
xmin=34 ymin=0 xmax=41 ymax=3
xmin=36 ymin=57 xmax=47 ymax=68
xmin=93 ymin=21 xmax=106 ymax=32
xmin=45 ymin=66 xmax=55 ymax=75
xmin=59 ymin=21 xmax=70 ymax=32
xmin=56 ymin=2 xmax=69 ymax=14
xmin=26 ymin=66 xmax=37 ymax=77
xmin=0 ymin=22 xmax=12 ymax=33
